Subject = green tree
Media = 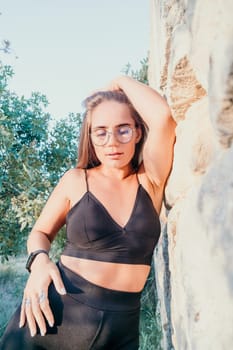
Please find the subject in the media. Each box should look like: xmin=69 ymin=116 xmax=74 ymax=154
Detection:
xmin=0 ymin=63 xmax=81 ymax=260
xmin=123 ymin=56 xmax=148 ymax=84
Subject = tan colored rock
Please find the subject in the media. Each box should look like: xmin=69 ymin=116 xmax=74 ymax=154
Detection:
xmin=215 ymin=65 xmax=233 ymax=147
xmin=149 ymin=0 xmax=233 ymax=349
xmin=170 ymin=56 xmax=206 ymax=121
xmin=166 ymin=97 xmax=217 ymax=207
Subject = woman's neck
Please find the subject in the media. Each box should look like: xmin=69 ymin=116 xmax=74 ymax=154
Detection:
xmin=96 ymin=164 xmax=135 ymax=180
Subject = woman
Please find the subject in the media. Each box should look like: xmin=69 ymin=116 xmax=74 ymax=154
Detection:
xmin=0 ymin=76 xmax=176 ymax=349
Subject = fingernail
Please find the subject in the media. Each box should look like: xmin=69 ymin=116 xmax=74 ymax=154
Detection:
xmin=31 ymin=331 xmax=36 ymax=337
xmin=40 ymin=331 xmax=45 ymax=336
xmin=60 ymin=287 xmax=66 ymax=295
xmin=49 ymin=321 xmax=54 ymax=327
xmin=19 ymin=322 xmax=23 ymax=328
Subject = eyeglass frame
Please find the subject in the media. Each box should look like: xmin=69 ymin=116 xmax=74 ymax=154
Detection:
xmin=90 ymin=124 xmax=137 ymax=147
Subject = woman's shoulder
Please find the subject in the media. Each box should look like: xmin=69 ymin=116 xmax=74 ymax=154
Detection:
xmin=56 ymin=168 xmax=86 ymax=193
xmin=58 ymin=168 xmax=87 ymax=202
xmin=62 ymin=168 xmax=85 ymax=180
xmin=61 ymin=167 xmax=85 ymax=182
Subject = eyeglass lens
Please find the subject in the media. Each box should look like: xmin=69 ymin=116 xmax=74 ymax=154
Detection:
xmin=91 ymin=126 xmax=134 ymax=146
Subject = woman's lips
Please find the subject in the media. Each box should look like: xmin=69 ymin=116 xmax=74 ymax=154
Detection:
xmin=106 ymin=152 xmax=123 ymax=159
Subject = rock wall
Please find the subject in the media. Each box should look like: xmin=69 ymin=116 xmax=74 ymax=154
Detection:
xmin=148 ymin=1 xmax=233 ymax=349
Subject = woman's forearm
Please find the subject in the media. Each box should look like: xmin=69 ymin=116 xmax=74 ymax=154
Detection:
xmin=112 ymin=76 xmax=171 ymax=126
xmin=27 ymin=230 xmax=51 ymax=254
xmin=26 ymin=230 xmax=52 ymax=272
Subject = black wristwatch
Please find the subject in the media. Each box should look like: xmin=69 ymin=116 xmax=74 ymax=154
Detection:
xmin=26 ymin=249 xmax=49 ymax=272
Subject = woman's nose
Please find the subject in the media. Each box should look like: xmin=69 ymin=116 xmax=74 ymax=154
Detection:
xmin=106 ymin=131 xmax=119 ymax=145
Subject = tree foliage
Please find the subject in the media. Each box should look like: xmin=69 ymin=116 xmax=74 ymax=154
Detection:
xmin=123 ymin=56 xmax=148 ymax=85
xmin=0 ymin=63 xmax=81 ymax=260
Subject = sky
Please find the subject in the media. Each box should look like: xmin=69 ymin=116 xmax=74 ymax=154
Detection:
xmin=0 ymin=0 xmax=150 ymax=119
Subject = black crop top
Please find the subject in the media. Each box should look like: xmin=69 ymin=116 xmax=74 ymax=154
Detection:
xmin=62 ymin=170 xmax=161 ymax=265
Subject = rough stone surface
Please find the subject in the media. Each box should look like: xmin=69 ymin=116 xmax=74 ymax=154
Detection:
xmin=149 ymin=1 xmax=233 ymax=349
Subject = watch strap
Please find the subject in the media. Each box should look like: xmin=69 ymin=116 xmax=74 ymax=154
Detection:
xmin=26 ymin=249 xmax=49 ymax=272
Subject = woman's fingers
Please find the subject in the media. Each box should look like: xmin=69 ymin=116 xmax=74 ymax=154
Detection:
xmin=50 ymin=266 xmax=66 ymax=295
xmin=18 ymin=262 xmax=65 ymax=336
xmin=37 ymin=290 xmax=54 ymax=329
xmin=23 ymin=297 xmax=37 ymax=337
xmin=20 ymin=290 xmax=55 ymax=336
xmin=31 ymin=292 xmax=51 ymax=336
xmin=19 ymin=299 xmax=26 ymax=328
xmin=107 ymin=76 xmax=126 ymax=91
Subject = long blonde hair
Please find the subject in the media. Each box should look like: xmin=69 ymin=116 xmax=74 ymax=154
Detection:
xmin=77 ymin=90 xmax=147 ymax=170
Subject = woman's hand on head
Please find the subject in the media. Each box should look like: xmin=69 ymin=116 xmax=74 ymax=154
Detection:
xmin=19 ymin=258 xmax=66 ymax=337
xmin=85 ymin=76 xmax=132 ymax=98
xmin=107 ymin=76 xmax=129 ymax=91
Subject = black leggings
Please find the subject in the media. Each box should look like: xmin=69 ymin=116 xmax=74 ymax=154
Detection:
xmin=0 ymin=261 xmax=141 ymax=350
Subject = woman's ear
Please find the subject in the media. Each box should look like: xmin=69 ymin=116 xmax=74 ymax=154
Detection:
xmin=135 ymin=127 xmax=142 ymax=143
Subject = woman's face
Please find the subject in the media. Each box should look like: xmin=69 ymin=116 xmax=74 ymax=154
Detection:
xmin=90 ymin=100 xmax=141 ymax=169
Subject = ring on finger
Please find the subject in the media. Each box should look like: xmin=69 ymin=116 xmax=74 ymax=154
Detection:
xmin=38 ymin=290 xmax=46 ymax=304
xmin=25 ymin=297 xmax=31 ymax=306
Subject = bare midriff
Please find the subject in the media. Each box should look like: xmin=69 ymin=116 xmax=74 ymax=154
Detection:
xmin=60 ymin=255 xmax=151 ymax=292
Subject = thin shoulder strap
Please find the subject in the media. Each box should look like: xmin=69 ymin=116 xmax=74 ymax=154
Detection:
xmin=84 ymin=169 xmax=89 ymax=191
xmin=135 ymin=171 xmax=140 ymax=185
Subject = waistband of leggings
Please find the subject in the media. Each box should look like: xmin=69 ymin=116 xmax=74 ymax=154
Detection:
xmin=57 ymin=260 xmax=141 ymax=312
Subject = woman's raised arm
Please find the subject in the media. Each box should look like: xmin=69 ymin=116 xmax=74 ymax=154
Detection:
xmin=109 ymin=76 xmax=176 ymax=189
